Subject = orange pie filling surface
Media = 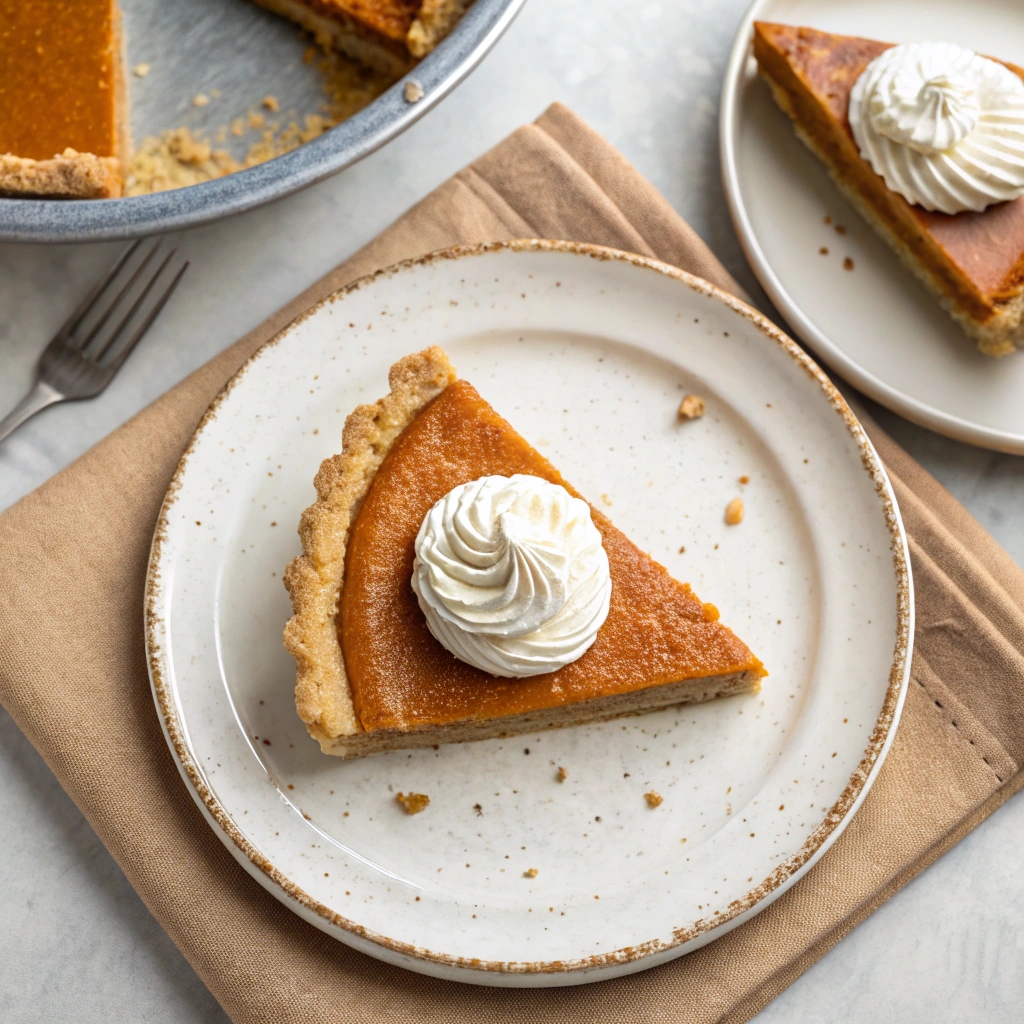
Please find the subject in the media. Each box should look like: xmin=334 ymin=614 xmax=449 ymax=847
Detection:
xmin=0 ymin=0 xmax=122 ymax=162
xmin=339 ymin=380 xmax=765 ymax=734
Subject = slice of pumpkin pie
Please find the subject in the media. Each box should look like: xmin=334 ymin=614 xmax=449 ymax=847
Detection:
xmin=284 ymin=347 xmax=765 ymax=758
xmin=753 ymin=22 xmax=1024 ymax=355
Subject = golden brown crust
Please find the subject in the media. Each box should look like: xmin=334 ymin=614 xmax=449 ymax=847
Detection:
xmin=283 ymin=346 xmax=457 ymax=746
xmin=407 ymin=0 xmax=473 ymax=58
xmin=0 ymin=149 xmax=122 ymax=199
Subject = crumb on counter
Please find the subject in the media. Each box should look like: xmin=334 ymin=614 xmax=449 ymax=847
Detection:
xmin=524 ymin=867 xmax=538 ymax=878
xmin=133 ymin=62 xmax=151 ymax=78
xmin=192 ymin=93 xmax=210 ymax=107
xmin=644 ymin=791 xmax=663 ymax=809
xmin=556 ymin=766 xmax=568 ymax=783
xmin=262 ymin=95 xmax=280 ymax=111
xmin=678 ymin=394 xmax=705 ymax=420
xmin=404 ymin=80 xmax=425 ymax=103
xmin=739 ymin=475 xmax=750 ymax=485
xmin=396 ymin=792 xmax=430 ymax=815
xmin=843 ymin=257 xmax=855 ymax=272
xmin=725 ymin=497 xmax=744 ymax=525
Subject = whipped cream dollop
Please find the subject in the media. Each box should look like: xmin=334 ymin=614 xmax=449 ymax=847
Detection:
xmin=849 ymin=41 xmax=1024 ymax=214
xmin=411 ymin=474 xmax=612 ymax=678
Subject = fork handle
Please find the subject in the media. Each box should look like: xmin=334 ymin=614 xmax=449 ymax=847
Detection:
xmin=0 ymin=381 xmax=63 ymax=444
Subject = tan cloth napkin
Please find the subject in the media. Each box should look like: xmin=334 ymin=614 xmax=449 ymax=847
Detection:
xmin=3 ymin=103 xmax=1024 ymax=1024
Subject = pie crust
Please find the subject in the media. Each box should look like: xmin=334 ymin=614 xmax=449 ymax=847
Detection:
xmin=284 ymin=347 xmax=458 ymax=745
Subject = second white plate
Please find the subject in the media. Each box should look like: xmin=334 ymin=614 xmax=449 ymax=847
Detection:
xmin=721 ymin=0 xmax=1024 ymax=452
xmin=146 ymin=242 xmax=911 ymax=985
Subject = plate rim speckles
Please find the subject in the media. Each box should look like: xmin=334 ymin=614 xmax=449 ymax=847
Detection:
xmin=145 ymin=240 xmax=913 ymax=984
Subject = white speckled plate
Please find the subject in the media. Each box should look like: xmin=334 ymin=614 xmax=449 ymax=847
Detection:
xmin=146 ymin=241 xmax=912 ymax=985
xmin=721 ymin=0 xmax=1024 ymax=452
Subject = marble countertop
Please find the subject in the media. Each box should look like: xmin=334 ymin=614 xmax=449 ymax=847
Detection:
xmin=2 ymin=1 xmax=1023 ymax=1020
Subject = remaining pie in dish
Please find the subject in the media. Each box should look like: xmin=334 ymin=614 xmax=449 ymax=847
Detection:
xmin=0 ymin=0 xmax=127 ymax=198
xmin=753 ymin=22 xmax=1024 ymax=356
xmin=283 ymin=347 xmax=766 ymax=758
xmin=0 ymin=0 xmax=470 ymax=199
xmin=254 ymin=0 xmax=474 ymax=74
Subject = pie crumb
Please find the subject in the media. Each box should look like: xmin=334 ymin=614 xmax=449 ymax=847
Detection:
xmin=644 ymin=791 xmax=663 ymax=809
xmin=678 ymin=394 xmax=705 ymax=420
xmin=725 ymin=497 xmax=744 ymax=525
xmin=192 ymin=93 xmax=210 ymax=108
xmin=524 ymin=867 xmax=538 ymax=878
xmin=396 ymin=792 xmax=430 ymax=815
xmin=262 ymin=95 xmax=280 ymax=111
xmin=843 ymin=257 xmax=855 ymax=272
xmin=404 ymin=80 xmax=425 ymax=103
xmin=133 ymin=62 xmax=151 ymax=78
xmin=556 ymin=766 xmax=568 ymax=783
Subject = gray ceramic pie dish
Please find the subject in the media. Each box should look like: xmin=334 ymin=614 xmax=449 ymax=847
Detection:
xmin=0 ymin=0 xmax=525 ymax=244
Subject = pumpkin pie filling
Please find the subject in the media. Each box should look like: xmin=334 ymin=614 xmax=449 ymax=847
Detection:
xmin=753 ymin=22 xmax=1024 ymax=354
xmin=340 ymin=379 xmax=765 ymax=734
xmin=0 ymin=0 xmax=125 ymax=198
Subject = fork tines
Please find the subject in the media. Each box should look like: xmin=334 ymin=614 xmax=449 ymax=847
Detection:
xmin=58 ymin=239 xmax=189 ymax=369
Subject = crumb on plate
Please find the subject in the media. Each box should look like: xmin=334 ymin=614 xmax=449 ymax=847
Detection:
xmin=678 ymin=394 xmax=705 ymax=420
xmin=556 ymin=766 xmax=568 ymax=783
xmin=725 ymin=497 xmax=744 ymax=525
xmin=133 ymin=62 xmax=151 ymax=78
xmin=404 ymin=80 xmax=425 ymax=103
xmin=644 ymin=791 xmax=663 ymax=808
xmin=192 ymin=93 xmax=210 ymax=107
xmin=396 ymin=791 xmax=430 ymax=815
xmin=524 ymin=867 xmax=538 ymax=878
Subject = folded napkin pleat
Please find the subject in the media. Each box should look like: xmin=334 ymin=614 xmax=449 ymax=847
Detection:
xmin=2 ymin=102 xmax=1023 ymax=1024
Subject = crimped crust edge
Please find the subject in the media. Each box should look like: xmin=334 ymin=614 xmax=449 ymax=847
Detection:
xmin=282 ymin=346 xmax=457 ymax=749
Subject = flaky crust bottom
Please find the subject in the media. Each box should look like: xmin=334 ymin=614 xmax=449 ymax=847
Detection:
xmin=317 ymin=670 xmax=762 ymax=758
xmin=0 ymin=149 xmax=122 ymax=199
xmin=283 ymin=346 xmax=457 ymax=748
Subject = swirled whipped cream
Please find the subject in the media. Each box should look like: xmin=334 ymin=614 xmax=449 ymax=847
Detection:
xmin=411 ymin=474 xmax=612 ymax=678
xmin=849 ymin=41 xmax=1024 ymax=214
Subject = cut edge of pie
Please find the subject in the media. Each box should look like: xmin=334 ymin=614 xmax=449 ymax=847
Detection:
xmin=284 ymin=347 xmax=765 ymax=758
xmin=252 ymin=0 xmax=473 ymax=76
xmin=752 ymin=21 xmax=1024 ymax=357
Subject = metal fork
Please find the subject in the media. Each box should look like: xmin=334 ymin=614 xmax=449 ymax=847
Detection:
xmin=0 ymin=239 xmax=189 ymax=444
